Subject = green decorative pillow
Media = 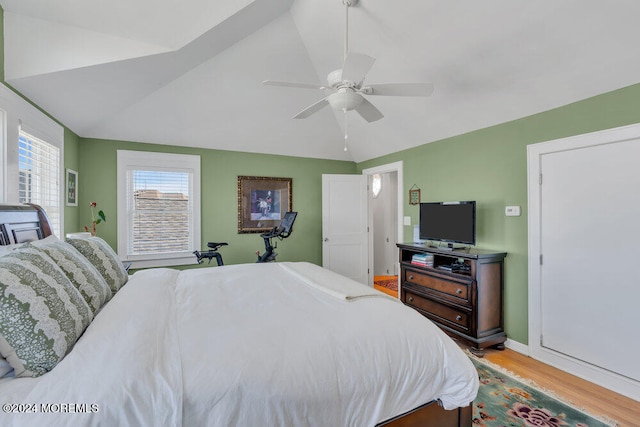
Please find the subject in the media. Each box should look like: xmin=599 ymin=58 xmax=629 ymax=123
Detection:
xmin=66 ymin=236 xmax=128 ymax=295
xmin=30 ymin=238 xmax=112 ymax=315
xmin=0 ymin=246 xmax=93 ymax=377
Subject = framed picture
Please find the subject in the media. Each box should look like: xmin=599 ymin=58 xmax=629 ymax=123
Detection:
xmin=66 ymin=169 xmax=78 ymax=206
xmin=237 ymin=176 xmax=292 ymax=233
xmin=409 ymin=188 xmax=421 ymax=205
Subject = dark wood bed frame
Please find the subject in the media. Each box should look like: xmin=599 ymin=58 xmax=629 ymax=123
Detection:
xmin=0 ymin=203 xmax=53 ymax=245
xmin=0 ymin=203 xmax=473 ymax=427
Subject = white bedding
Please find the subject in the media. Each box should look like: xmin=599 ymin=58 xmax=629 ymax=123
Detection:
xmin=0 ymin=262 xmax=478 ymax=426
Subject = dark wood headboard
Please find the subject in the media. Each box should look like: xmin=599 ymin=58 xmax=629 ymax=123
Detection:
xmin=0 ymin=203 xmax=53 ymax=245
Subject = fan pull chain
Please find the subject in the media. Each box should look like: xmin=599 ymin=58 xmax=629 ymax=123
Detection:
xmin=343 ymin=108 xmax=349 ymax=151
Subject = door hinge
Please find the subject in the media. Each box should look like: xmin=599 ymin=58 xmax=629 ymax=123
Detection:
xmin=539 ymin=173 xmax=543 ymax=185
xmin=540 ymin=334 xmax=544 ymax=346
xmin=540 ymin=254 xmax=543 ymax=265
xmin=367 ymin=226 xmax=370 ymax=232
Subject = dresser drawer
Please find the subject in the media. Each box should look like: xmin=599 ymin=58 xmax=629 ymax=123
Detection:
xmin=403 ymin=269 xmax=471 ymax=302
xmin=404 ymin=291 xmax=470 ymax=332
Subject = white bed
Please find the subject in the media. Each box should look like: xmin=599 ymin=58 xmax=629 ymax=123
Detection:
xmin=0 ymin=204 xmax=478 ymax=426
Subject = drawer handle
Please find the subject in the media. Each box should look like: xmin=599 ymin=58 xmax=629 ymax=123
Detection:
xmin=408 ymin=297 xmax=414 ymax=302
xmin=456 ymin=315 xmax=462 ymax=321
xmin=408 ymin=275 xmax=414 ymax=280
xmin=456 ymin=288 xmax=462 ymax=294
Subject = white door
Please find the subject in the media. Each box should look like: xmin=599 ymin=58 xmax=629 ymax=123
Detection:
xmin=528 ymin=124 xmax=640 ymax=400
xmin=322 ymin=174 xmax=369 ymax=285
xmin=539 ymin=140 xmax=640 ymax=379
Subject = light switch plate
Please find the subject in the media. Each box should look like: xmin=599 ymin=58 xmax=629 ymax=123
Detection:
xmin=505 ymin=206 xmax=521 ymax=217
xmin=403 ymin=216 xmax=412 ymax=225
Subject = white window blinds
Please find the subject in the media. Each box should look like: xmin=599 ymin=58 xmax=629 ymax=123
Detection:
xmin=18 ymin=130 xmax=61 ymax=237
xmin=129 ymin=169 xmax=192 ymax=255
xmin=117 ymin=150 xmax=201 ymax=268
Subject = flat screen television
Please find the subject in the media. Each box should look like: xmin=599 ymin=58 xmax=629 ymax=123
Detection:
xmin=419 ymin=201 xmax=476 ymax=247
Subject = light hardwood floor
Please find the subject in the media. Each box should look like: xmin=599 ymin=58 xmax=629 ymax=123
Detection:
xmin=477 ymin=347 xmax=640 ymax=427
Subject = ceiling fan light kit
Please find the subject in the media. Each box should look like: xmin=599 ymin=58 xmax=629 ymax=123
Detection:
xmin=264 ymin=0 xmax=433 ymax=130
xmin=328 ymin=88 xmax=363 ymax=111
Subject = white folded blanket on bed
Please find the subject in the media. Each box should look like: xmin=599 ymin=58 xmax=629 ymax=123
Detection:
xmin=280 ymin=262 xmax=392 ymax=300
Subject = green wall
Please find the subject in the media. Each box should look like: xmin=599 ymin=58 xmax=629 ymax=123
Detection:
xmin=77 ymin=138 xmax=355 ymax=266
xmin=357 ymin=83 xmax=640 ymax=344
xmin=0 ymin=7 xmax=4 ymax=82
xmin=63 ymin=129 xmax=80 ymax=232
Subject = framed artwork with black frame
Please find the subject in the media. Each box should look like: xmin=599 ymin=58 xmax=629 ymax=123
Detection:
xmin=237 ymin=176 xmax=292 ymax=233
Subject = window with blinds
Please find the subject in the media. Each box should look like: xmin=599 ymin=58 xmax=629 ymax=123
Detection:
xmin=130 ymin=170 xmax=191 ymax=254
xmin=117 ymin=150 xmax=201 ymax=268
xmin=18 ymin=131 xmax=61 ymax=237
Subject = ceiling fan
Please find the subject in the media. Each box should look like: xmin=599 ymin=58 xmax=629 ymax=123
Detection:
xmin=263 ymin=0 xmax=434 ymax=123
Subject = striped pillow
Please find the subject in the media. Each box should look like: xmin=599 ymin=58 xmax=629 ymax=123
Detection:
xmin=30 ymin=238 xmax=112 ymax=315
xmin=66 ymin=236 xmax=128 ymax=295
xmin=0 ymin=246 xmax=93 ymax=377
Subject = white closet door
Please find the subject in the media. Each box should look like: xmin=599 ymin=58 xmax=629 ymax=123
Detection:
xmin=540 ymin=138 xmax=640 ymax=382
xmin=322 ymin=174 xmax=369 ymax=285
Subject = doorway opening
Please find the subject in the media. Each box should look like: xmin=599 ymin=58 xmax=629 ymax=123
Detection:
xmin=362 ymin=162 xmax=403 ymax=297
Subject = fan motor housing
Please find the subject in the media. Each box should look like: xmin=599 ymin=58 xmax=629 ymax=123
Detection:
xmin=327 ymin=69 xmax=344 ymax=88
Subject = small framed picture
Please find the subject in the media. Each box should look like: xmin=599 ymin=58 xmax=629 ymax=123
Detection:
xmin=66 ymin=169 xmax=78 ymax=206
xmin=409 ymin=188 xmax=421 ymax=205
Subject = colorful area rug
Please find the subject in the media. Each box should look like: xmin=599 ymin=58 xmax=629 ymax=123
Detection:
xmin=471 ymin=357 xmax=617 ymax=427
xmin=373 ymin=275 xmax=398 ymax=297
xmin=373 ymin=275 xmax=398 ymax=291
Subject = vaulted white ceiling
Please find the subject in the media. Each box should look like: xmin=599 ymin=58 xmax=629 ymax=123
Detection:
xmin=3 ymin=0 xmax=640 ymax=162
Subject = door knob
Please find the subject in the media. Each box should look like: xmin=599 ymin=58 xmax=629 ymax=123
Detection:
xmin=323 ymin=238 xmax=329 ymax=242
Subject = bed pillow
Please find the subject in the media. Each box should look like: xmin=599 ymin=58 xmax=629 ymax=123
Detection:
xmin=0 ymin=242 xmax=27 ymax=257
xmin=66 ymin=236 xmax=128 ymax=295
xmin=0 ymin=244 xmax=27 ymax=379
xmin=30 ymin=238 xmax=112 ymax=315
xmin=0 ymin=246 xmax=93 ymax=377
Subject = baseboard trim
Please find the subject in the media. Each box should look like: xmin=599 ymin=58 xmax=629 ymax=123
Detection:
xmin=505 ymin=338 xmax=529 ymax=356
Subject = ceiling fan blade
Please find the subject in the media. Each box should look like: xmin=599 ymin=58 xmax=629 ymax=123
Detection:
xmin=354 ymin=97 xmax=384 ymax=123
xmin=341 ymin=52 xmax=376 ymax=84
xmin=366 ymin=83 xmax=434 ymax=97
xmin=293 ymin=98 xmax=330 ymax=119
xmin=263 ymin=80 xmax=327 ymax=90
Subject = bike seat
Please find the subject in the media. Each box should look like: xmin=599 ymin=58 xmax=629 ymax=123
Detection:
xmin=207 ymin=242 xmax=228 ymax=251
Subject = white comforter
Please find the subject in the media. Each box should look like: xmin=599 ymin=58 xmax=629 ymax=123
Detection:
xmin=0 ymin=262 xmax=478 ymax=426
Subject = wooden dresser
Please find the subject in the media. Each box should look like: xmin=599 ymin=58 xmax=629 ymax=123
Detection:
xmin=397 ymin=243 xmax=507 ymax=356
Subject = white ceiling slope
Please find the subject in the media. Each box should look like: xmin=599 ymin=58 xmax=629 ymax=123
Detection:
xmin=3 ymin=0 xmax=640 ymax=162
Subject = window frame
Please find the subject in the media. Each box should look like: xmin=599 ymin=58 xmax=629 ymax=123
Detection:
xmin=0 ymin=83 xmax=64 ymax=235
xmin=117 ymin=150 xmax=201 ymax=269
xmin=18 ymin=129 xmax=62 ymax=237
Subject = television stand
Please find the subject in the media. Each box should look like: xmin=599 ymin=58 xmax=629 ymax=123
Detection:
xmin=397 ymin=242 xmax=507 ymax=356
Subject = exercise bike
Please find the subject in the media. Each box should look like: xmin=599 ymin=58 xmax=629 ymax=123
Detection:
xmin=193 ymin=241 xmax=228 ymax=266
xmin=256 ymin=211 xmax=297 ymax=263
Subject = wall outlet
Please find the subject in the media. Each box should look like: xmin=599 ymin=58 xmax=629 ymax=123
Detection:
xmin=505 ymin=206 xmax=521 ymax=217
